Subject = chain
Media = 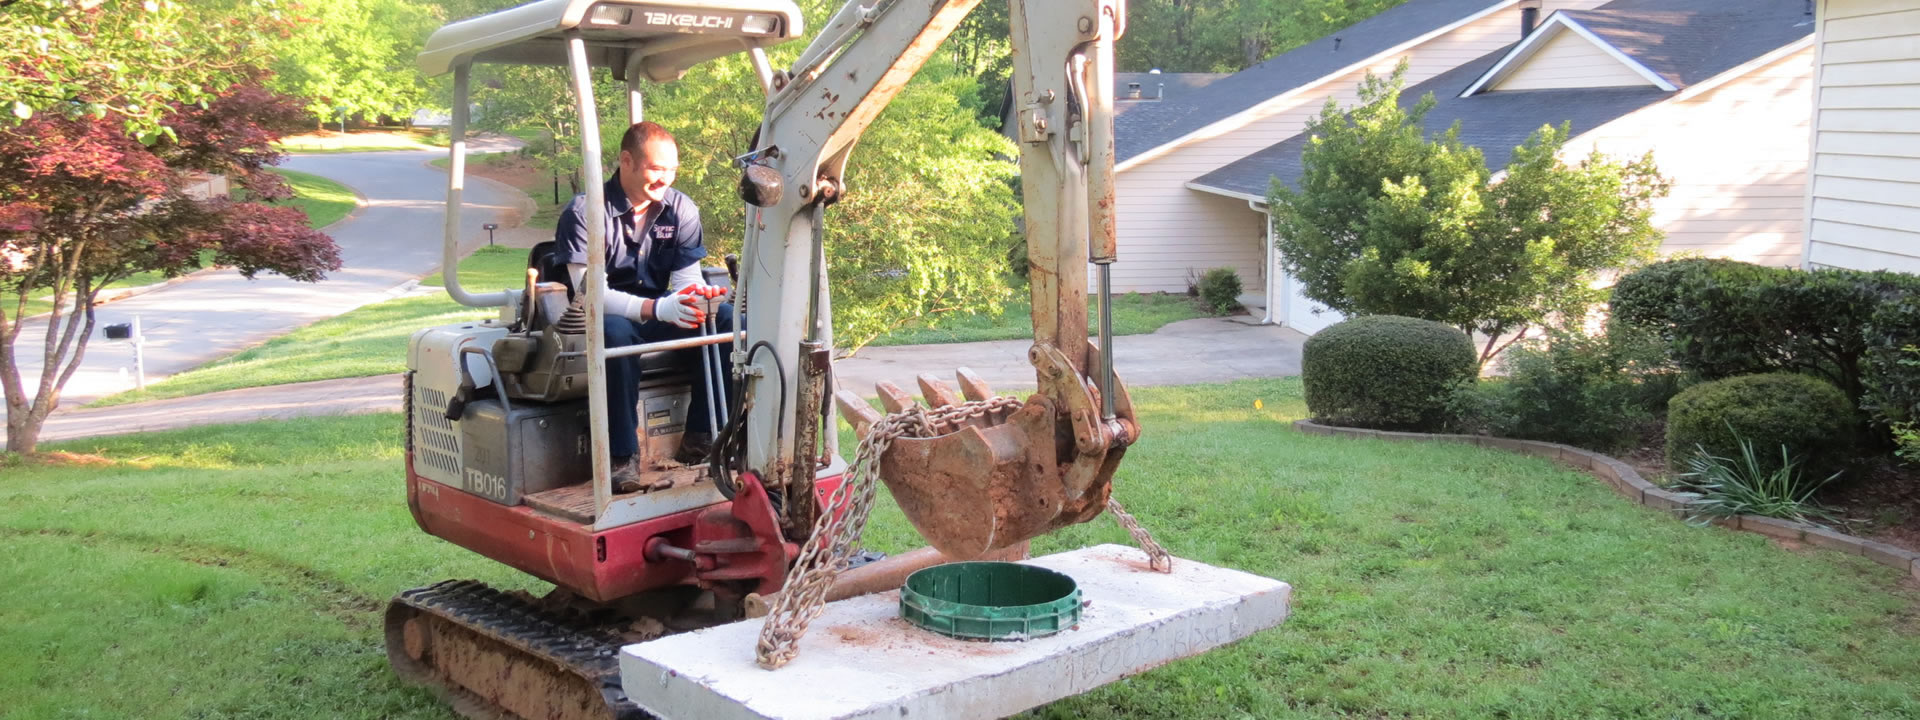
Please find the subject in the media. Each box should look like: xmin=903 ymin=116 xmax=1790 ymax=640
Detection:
xmin=1107 ymin=497 xmax=1173 ymax=573
xmin=755 ymin=396 xmax=1021 ymax=670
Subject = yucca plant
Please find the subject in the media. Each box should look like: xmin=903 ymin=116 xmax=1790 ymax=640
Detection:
xmin=1676 ymin=436 xmax=1842 ymax=528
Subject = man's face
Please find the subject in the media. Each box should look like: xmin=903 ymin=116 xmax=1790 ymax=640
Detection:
xmin=621 ymin=139 xmax=679 ymax=207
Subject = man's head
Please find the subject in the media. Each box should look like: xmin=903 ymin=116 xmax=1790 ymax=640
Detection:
xmin=617 ymin=121 xmax=679 ymax=209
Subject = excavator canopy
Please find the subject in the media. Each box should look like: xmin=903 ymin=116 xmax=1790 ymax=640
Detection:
xmin=417 ymin=0 xmax=803 ymax=80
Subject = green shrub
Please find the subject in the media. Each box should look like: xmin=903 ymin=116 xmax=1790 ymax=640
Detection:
xmin=1612 ymin=259 xmax=1920 ymax=408
xmin=1864 ymin=293 xmax=1920 ymax=446
xmin=1197 ymin=267 xmax=1243 ymax=315
xmin=1676 ymin=435 xmax=1841 ymax=527
xmin=1665 ymin=373 xmax=1855 ymax=477
xmin=1450 ymin=324 xmax=1678 ymax=451
xmin=1304 ymin=315 xmax=1476 ymax=431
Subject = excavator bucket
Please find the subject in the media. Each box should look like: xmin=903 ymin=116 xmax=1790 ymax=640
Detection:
xmin=834 ymin=364 xmax=1136 ymax=559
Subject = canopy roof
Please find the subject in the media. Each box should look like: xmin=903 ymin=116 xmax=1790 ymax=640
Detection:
xmin=418 ymin=0 xmax=803 ymax=82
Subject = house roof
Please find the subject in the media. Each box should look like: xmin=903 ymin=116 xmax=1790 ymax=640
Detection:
xmin=1115 ymin=0 xmax=1523 ymax=165
xmin=1554 ymin=0 xmax=1814 ymax=88
xmin=1189 ymin=0 xmax=1812 ymax=201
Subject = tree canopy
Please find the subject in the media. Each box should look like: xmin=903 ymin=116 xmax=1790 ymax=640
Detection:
xmin=1268 ymin=68 xmax=1670 ymax=365
xmin=1116 ymin=0 xmax=1410 ymax=73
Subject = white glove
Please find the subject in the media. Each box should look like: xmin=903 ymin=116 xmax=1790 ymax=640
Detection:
xmin=651 ymin=292 xmax=705 ymax=329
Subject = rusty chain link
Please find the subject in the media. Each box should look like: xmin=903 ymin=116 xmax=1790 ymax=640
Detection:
xmin=1106 ymin=497 xmax=1173 ymax=573
xmin=755 ymin=396 xmax=1022 ymax=670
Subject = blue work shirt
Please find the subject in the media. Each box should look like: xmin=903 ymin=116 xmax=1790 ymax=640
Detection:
xmin=556 ymin=172 xmax=706 ymax=298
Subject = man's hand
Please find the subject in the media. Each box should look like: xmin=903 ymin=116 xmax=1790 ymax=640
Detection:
xmin=652 ymin=293 xmax=705 ymax=329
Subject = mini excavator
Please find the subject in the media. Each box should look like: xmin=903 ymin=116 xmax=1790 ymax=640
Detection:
xmin=390 ymin=2 xmax=1275 ymax=719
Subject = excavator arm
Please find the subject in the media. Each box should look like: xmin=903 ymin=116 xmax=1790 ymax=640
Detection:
xmin=731 ymin=0 xmax=1138 ymax=557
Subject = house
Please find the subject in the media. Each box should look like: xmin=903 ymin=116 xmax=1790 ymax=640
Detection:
xmin=1113 ymin=0 xmax=1814 ymax=333
xmin=1805 ymin=0 xmax=1920 ymax=273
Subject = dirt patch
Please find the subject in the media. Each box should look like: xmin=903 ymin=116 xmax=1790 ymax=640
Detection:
xmin=20 ymin=451 xmax=116 ymax=467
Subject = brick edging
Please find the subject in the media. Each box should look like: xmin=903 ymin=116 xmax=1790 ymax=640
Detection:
xmin=1292 ymin=419 xmax=1920 ymax=580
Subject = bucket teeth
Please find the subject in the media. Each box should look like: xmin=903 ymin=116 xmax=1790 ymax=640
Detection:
xmin=833 ymin=390 xmax=881 ymax=435
xmin=874 ymin=381 xmax=917 ymax=413
xmin=916 ymin=374 xmax=963 ymax=408
xmin=955 ymin=367 xmax=993 ymax=402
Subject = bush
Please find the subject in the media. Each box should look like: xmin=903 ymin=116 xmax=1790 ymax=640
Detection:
xmin=1304 ymin=315 xmax=1476 ymax=431
xmin=1196 ymin=267 xmax=1242 ymax=315
xmin=1449 ymin=324 xmax=1679 ymax=451
xmin=1612 ymin=259 xmax=1920 ymax=408
xmin=1665 ymin=373 xmax=1855 ymax=477
xmin=1864 ymin=292 xmax=1920 ymax=447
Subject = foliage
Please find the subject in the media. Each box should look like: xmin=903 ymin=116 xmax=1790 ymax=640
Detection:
xmin=1863 ymin=294 xmax=1920 ymax=457
xmin=1676 ymin=436 xmax=1842 ymax=528
xmin=1665 ymin=373 xmax=1856 ymax=478
xmin=1269 ymin=68 xmax=1668 ymax=367
xmin=1116 ymin=0 xmax=1410 ymax=72
xmin=1613 ymin=258 xmax=1920 ymax=409
xmin=0 ymin=0 xmax=297 ymax=139
xmin=868 ymin=292 xmax=1205 ymax=348
xmin=0 ymin=85 xmax=340 ymax=452
xmin=1449 ymin=323 xmax=1679 ymax=452
xmin=1196 ymin=267 xmax=1243 ymax=315
xmin=1303 ymin=314 xmax=1475 ymax=431
xmin=266 ymin=0 xmax=442 ymax=125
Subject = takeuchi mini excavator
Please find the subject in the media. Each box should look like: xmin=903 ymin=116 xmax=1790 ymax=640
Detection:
xmin=388 ymin=1 xmax=1224 ymax=718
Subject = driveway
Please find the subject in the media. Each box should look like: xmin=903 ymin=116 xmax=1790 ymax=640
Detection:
xmin=4 ymin=136 xmax=525 ymax=417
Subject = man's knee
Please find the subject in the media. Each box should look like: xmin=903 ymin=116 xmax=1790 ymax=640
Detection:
xmin=712 ymin=302 xmax=735 ymax=332
xmin=604 ymin=314 xmax=642 ymax=346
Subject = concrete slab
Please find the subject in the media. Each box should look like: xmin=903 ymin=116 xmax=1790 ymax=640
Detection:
xmin=619 ymin=544 xmax=1291 ymax=720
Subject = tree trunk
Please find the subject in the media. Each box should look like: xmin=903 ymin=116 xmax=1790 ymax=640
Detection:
xmin=5 ymin=403 xmax=42 ymax=455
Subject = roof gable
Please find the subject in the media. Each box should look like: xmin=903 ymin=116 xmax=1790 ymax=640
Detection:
xmin=1462 ymin=12 xmax=1673 ymax=94
xmin=1116 ymin=0 xmax=1521 ymax=167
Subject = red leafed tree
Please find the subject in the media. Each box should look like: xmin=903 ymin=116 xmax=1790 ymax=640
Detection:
xmin=0 ymin=85 xmax=341 ymax=453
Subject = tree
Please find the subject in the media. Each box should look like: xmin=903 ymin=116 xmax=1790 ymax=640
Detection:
xmin=1268 ymin=68 xmax=1669 ymax=366
xmin=0 ymin=0 xmax=295 ymax=138
xmin=0 ymin=85 xmax=342 ymax=453
xmin=1115 ymin=0 xmax=1410 ymax=72
xmin=266 ymin=0 xmax=442 ymax=126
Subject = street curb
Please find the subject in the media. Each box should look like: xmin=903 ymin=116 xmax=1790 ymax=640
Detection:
xmin=1292 ymin=419 xmax=1920 ymax=580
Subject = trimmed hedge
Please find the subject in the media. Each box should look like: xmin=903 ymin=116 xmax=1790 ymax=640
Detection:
xmin=1666 ymin=373 xmax=1855 ymax=477
xmin=1450 ymin=325 xmax=1679 ymax=452
xmin=1611 ymin=258 xmax=1920 ymax=409
xmin=1303 ymin=315 xmax=1476 ymax=431
xmin=1197 ymin=267 xmax=1243 ymax=315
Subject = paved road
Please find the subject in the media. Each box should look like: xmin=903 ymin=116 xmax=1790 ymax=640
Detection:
xmin=5 ymin=137 xmax=526 ymax=420
xmin=34 ymin=317 xmax=1307 ymax=444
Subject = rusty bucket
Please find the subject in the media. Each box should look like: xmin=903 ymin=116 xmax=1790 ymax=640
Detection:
xmin=835 ymin=368 xmax=1131 ymax=559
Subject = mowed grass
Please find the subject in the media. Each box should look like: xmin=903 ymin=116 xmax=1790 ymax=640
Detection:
xmin=88 ymin=246 xmax=528 ymax=407
xmin=866 ymin=292 xmax=1211 ymax=347
xmin=14 ymin=169 xmax=356 ymax=321
xmin=9 ymin=379 xmax=1919 ymax=719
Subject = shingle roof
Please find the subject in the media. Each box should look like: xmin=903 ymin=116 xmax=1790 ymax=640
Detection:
xmin=1189 ymin=0 xmax=1811 ymax=200
xmin=1116 ymin=0 xmax=1518 ymax=163
xmin=1558 ymin=0 xmax=1814 ymax=88
xmin=1113 ymin=72 xmax=1230 ymax=123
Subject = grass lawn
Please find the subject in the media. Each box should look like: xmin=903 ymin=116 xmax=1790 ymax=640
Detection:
xmin=867 ymin=292 xmax=1211 ymax=347
xmin=87 ymin=246 xmax=528 ymax=407
xmin=274 ymin=128 xmax=447 ymax=154
xmin=8 ymin=379 xmax=1919 ymax=718
xmin=12 ymin=169 xmax=358 ymax=321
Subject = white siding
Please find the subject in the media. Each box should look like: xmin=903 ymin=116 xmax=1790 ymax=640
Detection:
xmin=1490 ymin=25 xmax=1655 ymax=91
xmin=1109 ymin=0 xmax=1609 ymax=295
xmin=1808 ymin=0 xmax=1920 ymax=272
xmin=1560 ymin=46 xmax=1815 ymax=267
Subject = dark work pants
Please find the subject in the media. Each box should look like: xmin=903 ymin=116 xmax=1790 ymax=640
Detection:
xmin=603 ymin=302 xmax=735 ymax=460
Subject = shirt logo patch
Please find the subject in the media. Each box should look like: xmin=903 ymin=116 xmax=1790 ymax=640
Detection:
xmin=652 ymin=224 xmax=676 ymax=239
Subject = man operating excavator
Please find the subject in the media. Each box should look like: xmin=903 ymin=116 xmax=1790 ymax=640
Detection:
xmin=554 ymin=120 xmax=729 ymax=490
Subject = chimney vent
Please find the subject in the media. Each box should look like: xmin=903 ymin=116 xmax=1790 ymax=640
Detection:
xmin=1127 ymin=82 xmax=1142 ymax=99
xmin=1519 ymin=0 xmax=1543 ymax=37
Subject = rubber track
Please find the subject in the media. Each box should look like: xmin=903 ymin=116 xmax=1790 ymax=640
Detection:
xmin=387 ymin=579 xmax=649 ymax=720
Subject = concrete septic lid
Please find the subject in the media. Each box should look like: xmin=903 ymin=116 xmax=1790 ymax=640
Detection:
xmin=899 ymin=561 xmax=1081 ymax=641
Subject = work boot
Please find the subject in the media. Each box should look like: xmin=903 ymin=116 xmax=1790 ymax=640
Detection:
xmin=611 ymin=456 xmax=645 ymax=494
xmin=675 ymin=432 xmax=714 ymax=467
